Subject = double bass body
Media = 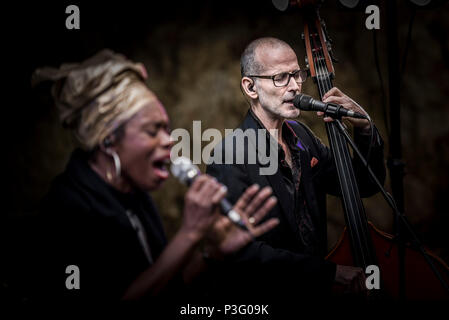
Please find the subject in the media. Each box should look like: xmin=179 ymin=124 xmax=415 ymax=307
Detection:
xmin=327 ymin=222 xmax=449 ymax=299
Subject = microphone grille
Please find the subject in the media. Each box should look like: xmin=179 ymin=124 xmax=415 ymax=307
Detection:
xmin=170 ymin=157 xmax=200 ymax=185
xmin=297 ymin=94 xmax=313 ymax=111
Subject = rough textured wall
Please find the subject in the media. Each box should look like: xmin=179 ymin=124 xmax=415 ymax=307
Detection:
xmin=4 ymin=1 xmax=449 ymax=262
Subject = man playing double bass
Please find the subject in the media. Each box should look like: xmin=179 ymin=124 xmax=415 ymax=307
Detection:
xmin=206 ymin=37 xmax=386 ymax=299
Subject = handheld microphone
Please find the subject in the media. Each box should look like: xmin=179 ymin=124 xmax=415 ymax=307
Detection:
xmin=293 ymin=93 xmax=368 ymax=119
xmin=170 ymin=157 xmax=248 ymax=231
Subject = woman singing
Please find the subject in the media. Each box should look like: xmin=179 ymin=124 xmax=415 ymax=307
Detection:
xmin=32 ymin=50 xmax=278 ymax=301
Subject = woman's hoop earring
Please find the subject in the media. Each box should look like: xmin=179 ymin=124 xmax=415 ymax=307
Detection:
xmin=106 ymin=150 xmax=121 ymax=181
xmin=111 ymin=150 xmax=121 ymax=179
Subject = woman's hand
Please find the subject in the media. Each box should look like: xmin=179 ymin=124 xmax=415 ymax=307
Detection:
xmin=180 ymin=175 xmax=226 ymax=241
xmin=204 ymin=184 xmax=279 ymax=259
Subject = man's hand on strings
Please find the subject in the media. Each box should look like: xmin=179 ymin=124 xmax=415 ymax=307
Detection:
xmin=318 ymin=87 xmax=371 ymax=133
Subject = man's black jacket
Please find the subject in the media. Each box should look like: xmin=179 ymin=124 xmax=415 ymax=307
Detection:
xmin=205 ymin=109 xmax=386 ymax=299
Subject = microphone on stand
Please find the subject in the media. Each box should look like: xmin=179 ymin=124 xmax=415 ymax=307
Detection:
xmin=170 ymin=157 xmax=249 ymax=231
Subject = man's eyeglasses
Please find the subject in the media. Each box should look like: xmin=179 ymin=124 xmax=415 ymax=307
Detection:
xmin=246 ymin=69 xmax=307 ymax=87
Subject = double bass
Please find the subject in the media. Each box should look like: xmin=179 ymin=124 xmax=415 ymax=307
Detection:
xmin=289 ymin=0 xmax=449 ymax=299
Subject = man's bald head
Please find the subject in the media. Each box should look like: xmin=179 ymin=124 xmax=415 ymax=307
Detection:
xmin=240 ymin=37 xmax=293 ymax=77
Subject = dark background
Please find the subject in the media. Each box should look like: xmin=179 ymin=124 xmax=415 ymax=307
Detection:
xmin=1 ymin=0 xmax=448 ymax=300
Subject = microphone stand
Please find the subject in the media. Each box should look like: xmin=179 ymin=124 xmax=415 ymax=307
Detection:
xmin=333 ymin=118 xmax=449 ymax=295
xmin=385 ymin=0 xmax=407 ymax=300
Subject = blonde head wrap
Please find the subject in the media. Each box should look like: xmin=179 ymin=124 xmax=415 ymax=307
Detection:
xmin=32 ymin=49 xmax=157 ymax=150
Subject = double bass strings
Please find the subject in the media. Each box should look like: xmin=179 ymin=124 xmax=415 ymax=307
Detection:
xmin=308 ymin=19 xmax=373 ymax=269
